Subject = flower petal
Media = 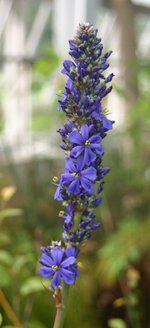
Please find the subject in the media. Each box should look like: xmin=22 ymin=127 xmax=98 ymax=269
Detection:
xmin=76 ymin=156 xmax=84 ymax=171
xmin=39 ymin=266 xmax=54 ymax=278
xmin=61 ymin=256 xmax=75 ymax=267
xmin=65 ymin=158 xmax=76 ymax=172
xmin=39 ymin=253 xmax=54 ymax=267
xmin=80 ymin=124 xmax=89 ymax=140
xmin=71 ymin=145 xmax=84 ymax=157
xmin=51 ymin=247 xmax=64 ymax=265
xmin=83 ymin=147 xmax=96 ymax=165
xmin=68 ymin=179 xmax=80 ymax=195
xmin=54 ymin=185 xmax=63 ymax=200
xmin=51 ymin=271 xmax=61 ymax=289
xmin=80 ymin=177 xmax=94 ymax=194
xmin=61 ymin=173 xmax=73 ymax=182
xmin=91 ymin=143 xmax=104 ymax=155
xmin=89 ymin=134 xmax=101 ymax=143
xmin=69 ymin=130 xmax=83 ymax=145
xmin=81 ymin=167 xmax=96 ymax=181
xmin=60 ymin=268 xmax=75 ymax=285
xmin=102 ymin=116 xmax=113 ymax=130
xmin=65 ymin=247 xmax=79 ymax=258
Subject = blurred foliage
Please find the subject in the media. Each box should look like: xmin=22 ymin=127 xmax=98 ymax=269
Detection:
xmin=31 ymin=113 xmax=52 ymax=132
xmin=108 ymin=318 xmax=127 ymax=328
xmin=25 ymin=0 xmax=53 ymax=54
xmin=32 ymin=48 xmax=60 ymax=92
xmin=97 ymin=218 xmax=150 ymax=287
xmin=31 ymin=47 xmax=64 ymax=133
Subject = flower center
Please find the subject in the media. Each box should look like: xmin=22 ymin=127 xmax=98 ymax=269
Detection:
xmin=71 ymin=172 xmax=80 ymax=177
xmin=52 ymin=265 xmax=60 ymax=271
xmin=85 ymin=140 xmax=90 ymax=146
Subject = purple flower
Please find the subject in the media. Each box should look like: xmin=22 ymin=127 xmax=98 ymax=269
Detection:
xmin=39 ymin=246 xmax=77 ymax=289
xmin=69 ymin=124 xmax=103 ymax=165
xmin=61 ymin=158 xmax=96 ymax=195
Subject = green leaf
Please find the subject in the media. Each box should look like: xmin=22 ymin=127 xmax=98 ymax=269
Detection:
xmin=0 ymin=266 xmax=11 ymax=287
xmin=108 ymin=318 xmax=127 ymax=328
xmin=13 ymin=254 xmax=34 ymax=272
xmin=20 ymin=277 xmax=49 ymax=296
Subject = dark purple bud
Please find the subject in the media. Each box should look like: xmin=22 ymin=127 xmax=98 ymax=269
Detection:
xmin=100 ymin=86 xmax=112 ymax=99
xmin=63 ymin=60 xmax=75 ymax=72
xmin=100 ymin=63 xmax=109 ymax=71
xmin=59 ymin=143 xmax=67 ymax=150
xmin=105 ymin=73 xmax=114 ymax=83
xmin=93 ymin=196 xmax=103 ymax=207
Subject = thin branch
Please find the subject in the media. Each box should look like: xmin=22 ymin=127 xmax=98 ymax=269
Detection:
xmin=53 ymin=285 xmax=69 ymax=328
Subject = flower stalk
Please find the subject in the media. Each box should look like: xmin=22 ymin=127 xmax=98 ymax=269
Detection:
xmin=53 ymin=284 xmax=69 ymax=328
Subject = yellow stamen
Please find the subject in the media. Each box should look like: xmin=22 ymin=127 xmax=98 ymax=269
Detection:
xmin=103 ymin=107 xmax=109 ymax=114
xmin=77 ymin=261 xmax=84 ymax=269
xmin=59 ymin=211 xmax=65 ymax=216
xmin=71 ymin=172 xmax=80 ymax=178
xmin=53 ymin=176 xmax=58 ymax=182
xmin=85 ymin=140 xmax=90 ymax=146
xmin=52 ymin=265 xmax=60 ymax=271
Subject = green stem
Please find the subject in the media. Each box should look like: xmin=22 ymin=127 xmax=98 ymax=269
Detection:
xmin=53 ymin=284 xmax=70 ymax=328
xmin=74 ymin=212 xmax=82 ymax=230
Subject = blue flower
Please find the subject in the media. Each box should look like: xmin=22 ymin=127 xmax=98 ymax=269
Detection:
xmin=59 ymin=205 xmax=75 ymax=231
xmin=61 ymin=158 xmax=96 ymax=195
xmin=69 ymin=124 xmax=103 ymax=165
xmin=39 ymin=246 xmax=77 ymax=289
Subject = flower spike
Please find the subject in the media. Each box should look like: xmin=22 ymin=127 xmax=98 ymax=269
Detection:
xmin=39 ymin=23 xmax=114 ymax=290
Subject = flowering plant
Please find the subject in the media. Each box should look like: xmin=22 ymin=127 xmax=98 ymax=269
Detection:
xmin=39 ymin=23 xmax=114 ymax=327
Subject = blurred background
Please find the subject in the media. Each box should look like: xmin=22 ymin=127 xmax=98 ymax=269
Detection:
xmin=0 ymin=0 xmax=150 ymax=327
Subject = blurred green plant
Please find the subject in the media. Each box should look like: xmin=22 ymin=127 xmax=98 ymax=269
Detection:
xmin=108 ymin=318 xmax=127 ymax=328
xmin=31 ymin=47 xmax=65 ymax=133
xmin=32 ymin=47 xmax=60 ymax=92
xmin=97 ymin=217 xmax=150 ymax=286
xmin=0 ymin=183 xmax=54 ymax=327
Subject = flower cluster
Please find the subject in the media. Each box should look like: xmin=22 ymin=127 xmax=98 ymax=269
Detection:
xmin=39 ymin=245 xmax=79 ymax=289
xmin=39 ymin=23 xmax=114 ymax=289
